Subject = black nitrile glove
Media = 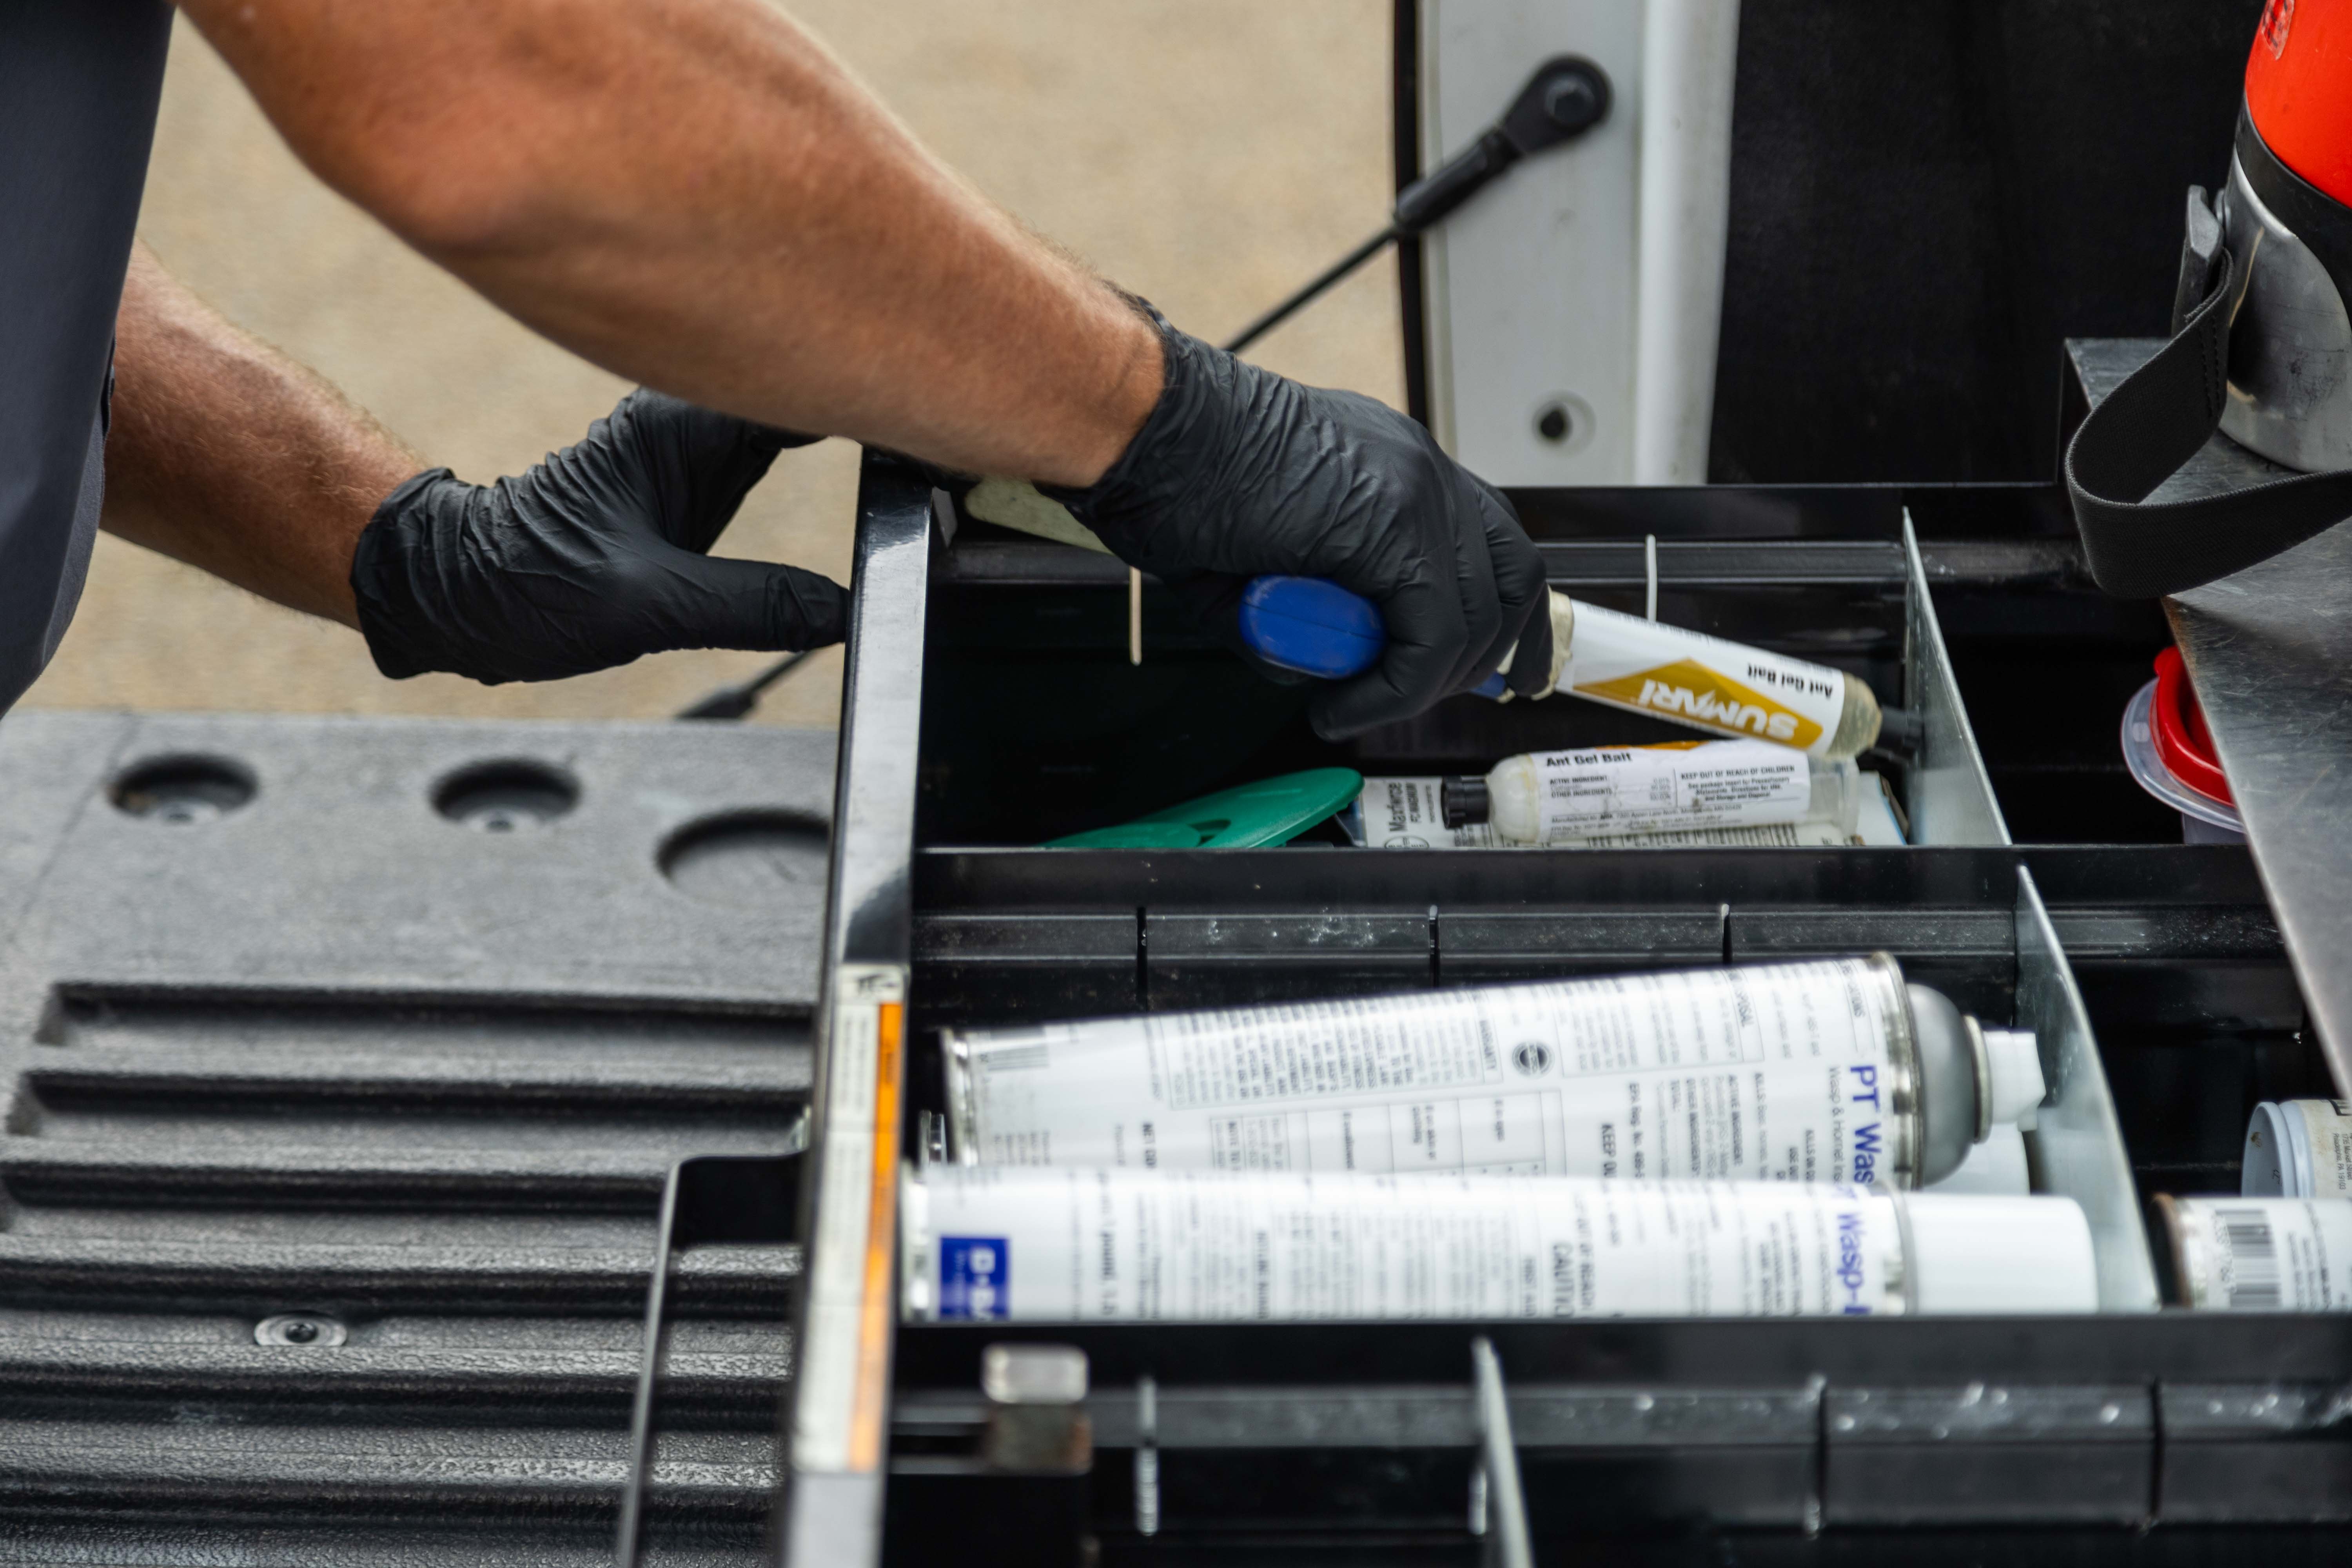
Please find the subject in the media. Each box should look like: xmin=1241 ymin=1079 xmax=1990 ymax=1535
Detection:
xmin=1044 ymin=311 xmax=1550 ymax=739
xmin=351 ymin=390 xmax=847 ymax=684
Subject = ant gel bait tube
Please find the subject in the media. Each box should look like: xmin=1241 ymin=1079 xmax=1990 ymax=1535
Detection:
xmin=2243 ymin=1100 xmax=2352 ymax=1198
xmin=945 ymin=956 xmax=2046 ymax=1189
xmin=900 ymin=1168 xmax=2099 ymax=1323
xmin=1345 ymin=777 xmax=1858 ymax=849
xmin=1442 ymin=740 xmax=1864 ymax=846
xmin=2156 ymin=1194 xmax=2352 ymax=1312
xmin=1234 ymin=581 xmax=1883 ymax=759
xmin=1558 ymin=599 xmax=1881 ymax=760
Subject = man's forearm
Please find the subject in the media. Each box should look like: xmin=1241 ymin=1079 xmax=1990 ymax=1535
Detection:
xmin=102 ymin=245 xmax=421 ymax=628
xmin=179 ymin=0 xmax=1163 ymax=488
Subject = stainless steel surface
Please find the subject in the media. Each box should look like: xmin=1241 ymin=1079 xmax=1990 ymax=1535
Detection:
xmin=1915 ymin=537 xmax=2089 ymax=587
xmin=982 ymin=1344 xmax=1088 ymax=1405
xmin=1470 ymin=1338 xmax=1533 ymax=1568
xmin=2218 ymin=153 xmax=2352 ymax=472
xmin=2014 ymin=866 xmax=2159 ymax=1311
xmin=780 ymin=453 xmax=935 ymax=1568
xmin=1903 ymin=513 xmax=2010 ymax=846
xmin=980 ymin=1347 xmax=1094 ymax=1474
xmin=2073 ymin=338 xmax=2352 ymax=1090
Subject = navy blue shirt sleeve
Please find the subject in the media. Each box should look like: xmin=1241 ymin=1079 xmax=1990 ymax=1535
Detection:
xmin=0 ymin=2 xmax=172 ymax=715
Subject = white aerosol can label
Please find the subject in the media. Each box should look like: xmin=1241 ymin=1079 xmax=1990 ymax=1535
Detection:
xmin=2243 ymin=1100 xmax=2352 ymax=1198
xmin=947 ymin=956 xmax=1920 ymax=1187
xmin=2159 ymin=1194 xmax=2352 ymax=1311
xmin=902 ymin=1168 xmax=1911 ymax=1323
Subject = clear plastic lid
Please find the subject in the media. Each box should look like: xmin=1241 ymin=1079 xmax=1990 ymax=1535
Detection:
xmin=2121 ymin=679 xmax=2243 ymax=834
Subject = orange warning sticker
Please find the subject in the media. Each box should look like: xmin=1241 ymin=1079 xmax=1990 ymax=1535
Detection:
xmin=848 ymin=998 xmax=904 ymax=1471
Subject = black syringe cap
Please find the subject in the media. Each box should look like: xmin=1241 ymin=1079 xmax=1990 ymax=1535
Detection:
xmin=1440 ymin=776 xmax=1490 ymax=828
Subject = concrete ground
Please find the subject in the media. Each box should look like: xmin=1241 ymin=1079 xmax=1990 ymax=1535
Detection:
xmin=19 ymin=3 xmax=1402 ymax=731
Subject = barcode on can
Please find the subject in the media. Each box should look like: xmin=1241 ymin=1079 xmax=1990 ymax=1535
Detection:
xmin=2214 ymin=1206 xmax=2282 ymax=1310
xmin=979 ymin=1044 xmax=1051 ymax=1073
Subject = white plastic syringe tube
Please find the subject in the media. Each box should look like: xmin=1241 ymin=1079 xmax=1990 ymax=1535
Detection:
xmin=900 ymin=1168 xmax=2100 ymax=1323
xmin=944 ymin=956 xmax=2048 ymax=1189
xmin=1446 ymin=739 xmax=1864 ymax=845
xmin=1503 ymin=593 xmax=1883 ymax=760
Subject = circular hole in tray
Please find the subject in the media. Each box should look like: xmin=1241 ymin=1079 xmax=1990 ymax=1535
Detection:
xmin=660 ymin=810 xmax=830 ymax=907
xmin=109 ymin=755 xmax=257 ymax=823
xmin=432 ymin=759 xmax=579 ymax=832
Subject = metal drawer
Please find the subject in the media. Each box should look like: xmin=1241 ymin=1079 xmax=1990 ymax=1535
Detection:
xmin=769 ymin=454 xmax=2344 ymax=1564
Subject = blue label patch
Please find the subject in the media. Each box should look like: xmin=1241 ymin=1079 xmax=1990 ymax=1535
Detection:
xmin=938 ymin=1236 xmax=1009 ymax=1321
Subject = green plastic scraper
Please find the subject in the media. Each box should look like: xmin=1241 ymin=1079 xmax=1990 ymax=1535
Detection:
xmin=1044 ymin=768 xmax=1362 ymax=849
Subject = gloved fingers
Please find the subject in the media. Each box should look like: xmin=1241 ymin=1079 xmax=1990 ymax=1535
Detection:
xmin=1165 ymin=570 xmax=1245 ymax=645
xmin=1476 ymin=480 xmax=1554 ymax=700
xmin=1438 ymin=476 xmax=1508 ymax=697
xmin=620 ymin=551 xmax=850 ymax=656
xmin=606 ymin=389 xmax=802 ymax=555
xmin=1306 ymin=566 xmax=1466 ymax=740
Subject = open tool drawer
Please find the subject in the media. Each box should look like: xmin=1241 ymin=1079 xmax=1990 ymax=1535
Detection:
xmin=769 ymin=454 xmax=2352 ymax=1566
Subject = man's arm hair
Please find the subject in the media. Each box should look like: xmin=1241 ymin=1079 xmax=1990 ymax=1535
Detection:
xmin=175 ymin=0 xmax=1164 ymax=488
xmin=101 ymin=243 xmax=420 ymax=627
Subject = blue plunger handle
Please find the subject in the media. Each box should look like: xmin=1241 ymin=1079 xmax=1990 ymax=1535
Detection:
xmin=1236 ymin=575 xmax=1508 ymax=698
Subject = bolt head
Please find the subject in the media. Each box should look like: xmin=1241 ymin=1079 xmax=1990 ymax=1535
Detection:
xmin=255 ymin=1312 xmax=347 ymax=1348
xmin=1545 ymin=76 xmax=1601 ymax=131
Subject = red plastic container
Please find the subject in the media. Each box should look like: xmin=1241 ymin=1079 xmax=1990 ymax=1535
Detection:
xmin=2150 ymin=646 xmax=2233 ymax=808
xmin=2122 ymin=649 xmax=2243 ymax=842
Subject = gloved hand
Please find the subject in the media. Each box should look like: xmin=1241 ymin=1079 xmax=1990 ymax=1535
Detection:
xmin=351 ymin=390 xmax=847 ymax=683
xmin=1043 ymin=309 xmax=1550 ymax=739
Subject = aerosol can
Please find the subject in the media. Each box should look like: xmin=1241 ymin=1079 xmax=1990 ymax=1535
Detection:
xmin=2156 ymin=1193 xmax=2352 ymax=1312
xmin=2242 ymin=1100 xmax=2352 ymax=1198
xmin=901 ymin=1167 xmax=2100 ymax=1323
xmin=1438 ymin=738 xmax=1865 ymax=845
xmin=945 ymin=956 xmax=2047 ymax=1189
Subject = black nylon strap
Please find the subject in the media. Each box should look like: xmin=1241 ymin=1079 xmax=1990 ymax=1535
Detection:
xmin=2065 ymin=245 xmax=2352 ymax=598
